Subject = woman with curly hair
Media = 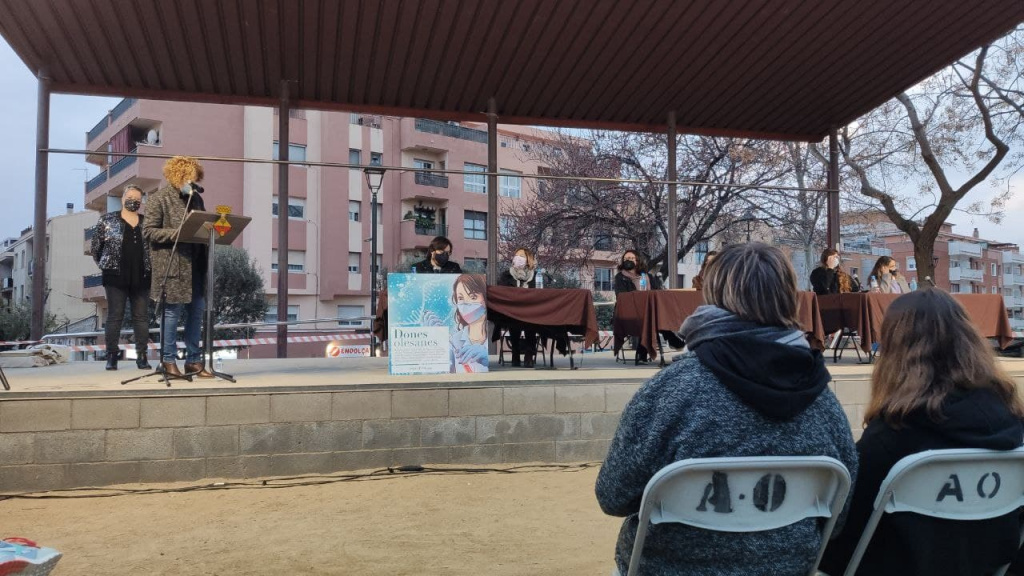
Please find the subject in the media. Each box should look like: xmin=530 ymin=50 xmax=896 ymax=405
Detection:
xmin=142 ymin=156 xmax=212 ymax=378
xmin=810 ymin=247 xmax=861 ymax=295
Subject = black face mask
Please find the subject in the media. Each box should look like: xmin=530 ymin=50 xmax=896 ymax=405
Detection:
xmin=434 ymin=252 xmax=450 ymax=266
xmin=622 ymin=261 xmax=636 ymax=271
xmin=123 ymin=199 xmax=142 ymax=212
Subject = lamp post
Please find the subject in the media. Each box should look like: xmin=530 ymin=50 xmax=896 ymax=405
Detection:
xmin=744 ymin=207 xmax=755 ymax=243
xmin=364 ymin=166 xmax=386 ymax=357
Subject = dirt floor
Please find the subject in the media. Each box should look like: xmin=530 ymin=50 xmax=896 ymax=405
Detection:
xmin=1 ymin=464 xmax=620 ymax=575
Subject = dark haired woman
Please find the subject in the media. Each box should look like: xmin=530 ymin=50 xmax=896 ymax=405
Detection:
xmin=820 ymin=289 xmax=1024 ymax=576
xmin=868 ymin=255 xmax=911 ymax=294
xmin=498 ymin=247 xmax=539 ymax=367
xmin=810 ymin=247 xmax=861 ymax=295
xmin=613 ymin=250 xmax=662 ymax=294
xmin=91 ymin=185 xmax=152 ymax=370
xmin=450 ymin=274 xmax=488 ymax=373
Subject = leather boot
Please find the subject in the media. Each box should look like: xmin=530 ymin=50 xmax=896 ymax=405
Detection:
xmin=185 ymin=362 xmax=215 ymax=379
xmin=161 ymin=361 xmax=183 ymax=377
xmin=105 ymin=351 xmax=119 ymax=371
xmin=136 ymin=348 xmax=151 ymax=370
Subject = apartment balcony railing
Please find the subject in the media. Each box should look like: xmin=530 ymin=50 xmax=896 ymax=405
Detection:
xmin=1009 ymin=317 xmax=1024 ymax=331
xmin=83 ymin=274 xmax=103 ymax=289
xmin=947 ymin=241 xmax=983 ymax=258
xmin=414 ymin=171 xmax=450 ymax=188
xmin=109 ymin=151 xmax=138 ymax=177
xmin=87 ymin=98 xmax=137 ymax=143
xmin=351 ymin=114 xmax=382 ymax=128
xmin=414 ymin=118 xmax=488 ymax=144
xmin=84 ymin=227 xmax=96 ymax=243
xmin=949 ymin=267 xmax=983 ymax=281
xmin=414 ymin=223 xmax=448 ymax=237
xmin=86 ymin=170 xmax=108 ymax=193
xmin=110 ymin=98 xmax=137 ymax=122
xmin=87 ymin=117 xmax=108 ymax=142
xmin=1006 ymin=296 xmax=1024 ymax=308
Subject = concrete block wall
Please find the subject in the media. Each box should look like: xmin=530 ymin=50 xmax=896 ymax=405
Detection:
xmin=0 ymin=383 xmax=642 ymax=492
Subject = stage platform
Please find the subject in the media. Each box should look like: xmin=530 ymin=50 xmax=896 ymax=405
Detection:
xmin=2 ymin=353 xmax=1022 ymax=492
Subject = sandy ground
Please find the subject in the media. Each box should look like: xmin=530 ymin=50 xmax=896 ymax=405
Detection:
xmin=1 ymin=464 xmax=620 ymax=575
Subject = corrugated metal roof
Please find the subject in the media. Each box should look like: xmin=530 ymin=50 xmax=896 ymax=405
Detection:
xmin=1 ymin=0 xmax=1020 ymax=140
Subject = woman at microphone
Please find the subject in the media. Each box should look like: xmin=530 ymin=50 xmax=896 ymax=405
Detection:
xmin=868 ymin=256 xmax=911 ymax=294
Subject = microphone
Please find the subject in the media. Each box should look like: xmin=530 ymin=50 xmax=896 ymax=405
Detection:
xmin=187 ymin=182 xmax=204 ymax=195
xmin=924 ymin=276 xmax=936 ymax=287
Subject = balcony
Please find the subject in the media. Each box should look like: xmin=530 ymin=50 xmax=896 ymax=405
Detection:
xmin=414 ymin=171 xmax=449 ymax=188
xmin=949 ymin=267 xmax=983 ymax=282
xmin=83 ymin=273 xmax=105 ymax=302
xmin=350 ymin=114 xmax=383 ymax=128
xmin=109 ymin=151 xmax=138 ymax=177
xmin=415 ymin=222 xmax=448 ymax=237
xmin=86 ymin=98 xmax=138 ymax=145
xmin=84 ymin=226 xmax=96 ymax=255
xmin=414 ymin=118 xmax=488 ymax=144
xmin=947 ymin=241 xmax=983 ymax=258
xmin=1003 ymin=251 xmax=1024 ymax=265
xmin=1006 ymin=296 xmax=1024 ymax=308
xmin=86 ymin=170 xmax=108 ymax=193
xmin=399 ymin=220 xmax=450 ymax=251
xmin=1010 ymin=317 xmax=1024 ymax=331
xmin=1004 ymin=272 xmax=1024 ymax=286
xmin=1 ymin=277 xmax=12 ymax=292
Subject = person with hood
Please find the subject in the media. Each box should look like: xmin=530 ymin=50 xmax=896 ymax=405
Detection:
xmin=596 ymin=242 xmax=858 ymax=575
xmin=819 ymin=289 xmax=1024 ymax=576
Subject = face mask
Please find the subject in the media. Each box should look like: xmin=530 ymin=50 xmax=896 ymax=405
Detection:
xmin=123 ymin=199 xmax=141 ymax=212
xmin=457 ymin=301 xmax=485 ymax=324
xmin=512 ymin=255 xmax=527 ymax=268
xmin=622 ymin=261 xmax=636 ymax=271
xmin=434 ymin=252 xmax=450 ymax=265
xmin=827 ymin=257 xmax=839 ymax=268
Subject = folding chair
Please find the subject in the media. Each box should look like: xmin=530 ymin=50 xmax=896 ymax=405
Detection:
xmin=842 ymin=448 xmax=1024 ymax=576
xmin=832 ymin=328 xmax=863 ymax=363
xmin=616 ymin=456 xmax=852 ymax=576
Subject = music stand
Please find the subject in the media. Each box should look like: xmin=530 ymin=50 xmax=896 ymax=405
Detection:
xmin=177 ymin=211 xmax=251 ymax=382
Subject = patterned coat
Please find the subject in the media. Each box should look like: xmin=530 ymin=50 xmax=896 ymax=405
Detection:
xmin=142 ymin=185 xmax=207 ymax=304
xmin=91 ymin=211 xmax=151 ymax=275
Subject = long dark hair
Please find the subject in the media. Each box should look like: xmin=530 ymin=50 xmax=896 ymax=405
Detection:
xmin=866 ymin=289 xmax=1024 ymax=426
xmin=819 ymin=248 xmax=853 ymax=293
xmin=451 ymin=274 xmax=487 ymax=328
xmin=869 ymin=256 xmax=897 ymax=281
xmin=617 ymin=250 xmax=639 ymax=272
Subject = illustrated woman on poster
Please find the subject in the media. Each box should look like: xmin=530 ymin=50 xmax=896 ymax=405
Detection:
xmin=450 ymin=274 xmax=488 ymax=373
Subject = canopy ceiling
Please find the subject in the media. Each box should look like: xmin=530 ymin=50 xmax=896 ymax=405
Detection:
xmin=1 ymin=0 xmax=1022 ymax=141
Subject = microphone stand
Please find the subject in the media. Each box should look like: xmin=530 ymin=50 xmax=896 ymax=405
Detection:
xmin=122 ymin=190 xmax=196 ymax=387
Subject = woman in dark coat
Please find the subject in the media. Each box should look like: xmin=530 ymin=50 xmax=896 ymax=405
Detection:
xmin=820 ymin=289 xmax=1024 ymax=576
xmin=497 ymin=247 xmax=539 ymax=367
xmin=91 ymin=185 xmax=152 ymax=370
xmin=613 ymin=250 xmax=662 ymax=362
xmin=810 ymin=247 xmax=861 ymax=295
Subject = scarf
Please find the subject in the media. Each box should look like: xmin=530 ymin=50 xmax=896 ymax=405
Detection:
xmin=621 ymin=269 xmax=643 ymax=291
xmin=509 ymin=266 xmax=535 ymax=287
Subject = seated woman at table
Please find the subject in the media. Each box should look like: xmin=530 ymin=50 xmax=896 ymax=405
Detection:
xmin=597 ymin=242 xmax=857 ymax=575
xmin=498 ymin=247 xmax=539 ymax=367
xmin=810 ymin=247 xmax=861 ymax=295
xmin=819 ymin=288 xmax=1024 ymax=576
xmin=450 ymin=274 xmax=488 ymax=373
xmin=867 ymin=256 xmax=911 ymax=294
xmin=413 ymin=236 xmax=463 ymax=274
xmin=613 ymin=250 xmax=662 ymax=294
xmin=691 ymin=250 xmax=718 ymax=291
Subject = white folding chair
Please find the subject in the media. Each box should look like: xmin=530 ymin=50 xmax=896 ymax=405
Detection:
xmin=617 ymin=456 xmax=852 ymax=576
xmin=842 ymin=447 xmax=1024 ymax=576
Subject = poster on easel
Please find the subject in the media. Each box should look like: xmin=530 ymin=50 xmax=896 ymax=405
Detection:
xmin=387 ymin=273 xmax=489 ymax=375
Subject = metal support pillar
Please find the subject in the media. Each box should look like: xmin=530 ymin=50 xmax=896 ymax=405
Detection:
xmin=31 ymin=78 xmax=51 ymax=340
xmin=276 ymin=80 xmax=290 ymax=358
xmin=486 ymin=98 xmax=499 ymax=286
xmin=666 ymin=111 xmax=678 ymax=288
xmin=826 ymin=128 xmax=841 ymax=250
xmin=370 ymin=188 xmax=379 ymax=357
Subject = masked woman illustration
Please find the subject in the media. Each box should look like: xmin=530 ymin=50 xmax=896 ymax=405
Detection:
xmin=450 ymin=274 xmax=488 ymax=373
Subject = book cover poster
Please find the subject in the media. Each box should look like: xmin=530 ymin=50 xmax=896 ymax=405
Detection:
xmin=387 ymin=273 xmax=489 ymax=375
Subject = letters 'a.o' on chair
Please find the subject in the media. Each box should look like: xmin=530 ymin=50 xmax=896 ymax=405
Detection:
xmin=617 ymin=456 xmax=852 ymax=576
xmin=842 ymin=448 xmax=1024 ymax=576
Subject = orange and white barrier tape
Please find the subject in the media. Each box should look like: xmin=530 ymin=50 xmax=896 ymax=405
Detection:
xmin=57 ymin=333 xmax=369 ymax=352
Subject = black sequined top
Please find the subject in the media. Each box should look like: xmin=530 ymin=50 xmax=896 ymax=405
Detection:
xmin=102 ymin=216 xmax=151 ymax=290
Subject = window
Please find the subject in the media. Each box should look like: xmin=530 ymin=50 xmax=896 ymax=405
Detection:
xmin=499 ymin=216 xmax=512 ymax=238
xmin=370 ymin=152 xmax=383 ymax=166
xmin=500 ymin=169 xmax=522 ymax=198
xmin=271 ymin=141 xmax=307 ymax=163
xmin=992 ymin=286 xmax=999 ymax=294
xmin=349 ymin=149 xmax=361 ymax=165
xmin=337 ymin=305 xmax=365 ymax=327
xmin=270 ymin=250 xmax=305 ymax=273
xmin=992 ymin=263 xmax=998 ymax=276
xmin=464 ymin=210 xmax=487 ymax=240
xmin=348 ymin=252 xmax=361 ymax=273
xmin=906 ymin=257 xmax=917 ymax=271
xmin=594 ymin=268 xmax=613 ymax=292
xmin=695 ymin=241 xmax=710 ymax=264
xmin=349 ymin=201 xmax=361 ymax=222
xmin=464 ymin=163 xmax=487 ymax=194
xmin=594 ymin=230 xmax=613 ymax=251
xmin=265 ymin=304 xmax=299 ymax=323
xmin=950 ymin=284 xmax=960 ymax=294
xmin=414 ymin=159 xmax=434 ymax=170
xmin=271 ymin=196 xmax=305 ymax=218
xmin=464 ymin=258 xmax=487 ymax=273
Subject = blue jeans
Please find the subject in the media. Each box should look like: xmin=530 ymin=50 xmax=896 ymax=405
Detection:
xmin=161 ymin=272 xmax=206 ymax=363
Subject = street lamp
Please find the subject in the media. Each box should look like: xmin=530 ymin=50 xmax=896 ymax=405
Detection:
xmin=744 ymin=207 xmax=755 ymax=243
xmin=364 ymin=166 xmax=386 ymax=357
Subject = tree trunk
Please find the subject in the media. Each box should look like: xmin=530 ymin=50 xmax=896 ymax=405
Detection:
xmin=803 ymin=243 xmax=816 ymax=291
xmin=913 ymin=236 xmax=937 ymax=287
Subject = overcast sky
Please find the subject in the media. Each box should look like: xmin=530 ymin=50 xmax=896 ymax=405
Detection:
xmin=1 ymin=36 xmax=1020 ymax=246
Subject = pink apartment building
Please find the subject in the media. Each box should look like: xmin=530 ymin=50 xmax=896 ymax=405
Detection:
xmin=81 ymin=99 xmax=614 ymax=356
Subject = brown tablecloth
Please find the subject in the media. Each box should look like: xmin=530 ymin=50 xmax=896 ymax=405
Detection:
xmin=818 ymin=292 xmax=1014 ymax=353
xmin=372 ymin=286 xmax=600 ymax=348
xmin=612 ymin=291 xmax=825 ymax=360
xmin=487 ymin=286 xmax=600 ymax=348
